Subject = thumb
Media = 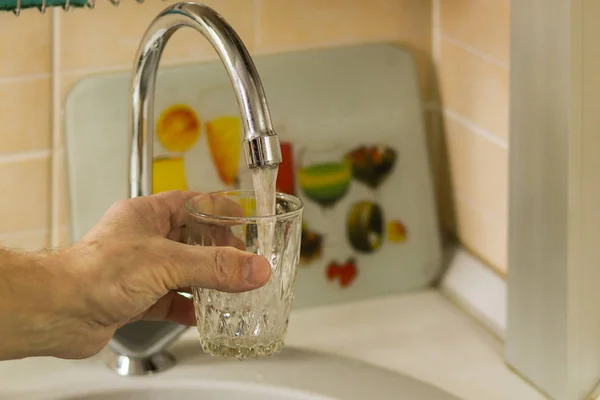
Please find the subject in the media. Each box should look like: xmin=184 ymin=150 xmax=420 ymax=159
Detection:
xmin=155 ymin=241 xmax=272 ymax=293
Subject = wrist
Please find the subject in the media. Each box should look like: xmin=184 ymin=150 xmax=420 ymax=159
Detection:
xmin=0 ymin=248 xmax=77 ymax=360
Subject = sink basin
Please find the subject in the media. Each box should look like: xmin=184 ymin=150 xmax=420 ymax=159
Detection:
xmin=3 ymin=347 xmax=461 ymax=400
xmin=59 ymin=382 xmax=329 ymax=400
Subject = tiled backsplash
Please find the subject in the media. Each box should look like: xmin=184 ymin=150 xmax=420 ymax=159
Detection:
xmin=434 ymin=0 xmax=510 ymax=273
xmin=0 ymin=0 xmax=509 ymax=274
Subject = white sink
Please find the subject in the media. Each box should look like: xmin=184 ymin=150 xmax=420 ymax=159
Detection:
xmin=58 ymin=383 xmax=329 ymax=400
xmin=3 ymin=347 xmax=461 ymax=400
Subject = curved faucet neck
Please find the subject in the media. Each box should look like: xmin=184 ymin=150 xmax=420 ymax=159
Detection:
xmin=130 ymin=2 xmax=281 ymax=198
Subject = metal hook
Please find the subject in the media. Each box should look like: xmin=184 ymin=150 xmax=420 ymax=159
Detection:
xmin=10 ymin=0 xmax=143 ymax=15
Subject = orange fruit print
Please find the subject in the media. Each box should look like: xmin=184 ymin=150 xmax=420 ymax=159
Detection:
xmin=156 ymin=104 xmax=201 ymax=152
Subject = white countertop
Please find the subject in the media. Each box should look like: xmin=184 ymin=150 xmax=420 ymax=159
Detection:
xmin=0 ymin=290 xmax=543 ymax=400
xmin=286 ymin=290 xmax=543 ymax=400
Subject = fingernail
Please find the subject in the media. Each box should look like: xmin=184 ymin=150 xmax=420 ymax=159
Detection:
xmin=246 ymin=255 xmax=271 ymax=286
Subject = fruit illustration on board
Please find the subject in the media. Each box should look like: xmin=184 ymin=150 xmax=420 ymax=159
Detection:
xmin=326 ymin=258 xmax=358 ymax=288
xmin=346 ymin=200 xmax=384 ymax=253
xmin=387 ymin=220 xmax=407 ymax=243
xmin=239 ymin=197 xmax=257 ymax=217
xmin=346 ymin=145 xmax=397 ymax=189
xmin=156 ymin=104 xmax=201 ymax=152
xmin=299 ymin=223 xmax=323 ymax=265
xmin=205 ymin=116 xmax=242 ymax=186
xmin=152 ymin=156 xmax=188 ymax=194
xmin=297 ymin=158 xmax=352 ymax=208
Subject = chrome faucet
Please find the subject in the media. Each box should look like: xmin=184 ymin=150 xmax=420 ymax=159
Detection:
xmin=106 ymin=1 xmax=282 ymax=376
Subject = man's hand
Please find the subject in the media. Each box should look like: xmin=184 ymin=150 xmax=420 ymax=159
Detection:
xmin=0 ymin=191 xmax=271 ymax=361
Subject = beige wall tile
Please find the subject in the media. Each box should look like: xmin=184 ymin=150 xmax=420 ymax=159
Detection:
xmin=60 ymin=0 xmax=255 ymax=72
xmin=0 ymin=11 xmax=51 ymax=77
xmin=0 ymin=230 xmax=49 ymax=252
xmin=440 ymin=0 xmax=510 ymax=64
xmin=256 ymin=0 xmax=431 ymax=52
xmin=444 ymin=116 xmax=507 ymax=221
xmin=0 ymin=157 xmax=50 ymax=234
xmin=399 ymin=0 xmax=433 ymax=38
xmin=1 ymin=0 xmax=515 ymax=276
xmin=439 ymin=39 xmax=508 ymax=139
xmin=0 ymin=78 xmax=51 ymax=154
xmin=454 ymin=198 xmax=507 ymax=273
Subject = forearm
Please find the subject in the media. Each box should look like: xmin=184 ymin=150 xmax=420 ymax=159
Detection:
xmin=0 ymin=248 xmax=70 ymax=360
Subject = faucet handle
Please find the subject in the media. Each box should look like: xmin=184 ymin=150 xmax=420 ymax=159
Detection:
xmin=243 ymin=134 xmax=282 ymax=169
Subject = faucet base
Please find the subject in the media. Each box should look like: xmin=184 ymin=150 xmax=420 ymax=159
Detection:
xmin=106 ymin=351 xmax=176 ymax=376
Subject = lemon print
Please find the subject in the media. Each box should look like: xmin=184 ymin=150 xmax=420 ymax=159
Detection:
xmin=206 ymin=116 xmax=242 ymax=186
xmin=156 ymin=104 xmax=201 ymax=152
xmin=152 ymin=157 xmax=188 ymax=194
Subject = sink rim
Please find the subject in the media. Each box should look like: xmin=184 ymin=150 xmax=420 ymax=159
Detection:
xmin=46 ymin=380 xmax=334 ymax=400
xmin=2 ymin=347 xmax=462 ymax=400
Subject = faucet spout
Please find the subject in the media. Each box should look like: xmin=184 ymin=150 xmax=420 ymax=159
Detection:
xmin=111 ymin=2 xmax=281 ymax=375
xmin=130 ymin=1 xmax=281 ymax=198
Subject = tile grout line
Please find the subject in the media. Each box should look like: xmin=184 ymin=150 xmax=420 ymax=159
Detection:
xmin=0 ymin=226 xmax=70 ymax=245
xmin=0 ymin=228 xmax=48 ymax=241
xmin=0 ymin=73 xmax=51 ymax=85
xmin=421 ymin=102 xmax=508 ymax=148
xmin=60 ymin=65 xmax=131 ymax=77
xmin=60 ymin=36 xmax=435 ymax=77
xmin=60 ymin=54 xmax=222 ymax=77
xmin=50 ymin=9 xmax=61 ymax=248
xmin=441 ymin=34 xmax=509 ymax=70
xmin=0 ymin=150 xmax=51 ymax=164
xmin=443 ymin=109 xmax=509 ymax=149
xmin=252 ymin=34 xmax=431 ymax=57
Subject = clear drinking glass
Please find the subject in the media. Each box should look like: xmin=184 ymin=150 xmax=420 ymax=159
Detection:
xmin=185 ymin=190 xmax=303 ymax=360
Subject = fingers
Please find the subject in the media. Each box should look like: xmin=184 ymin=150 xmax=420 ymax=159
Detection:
xmin=139 ymin=190 xmax=202 ymax=239
xmin=131 ymin=191 xmax=246 ymax=241
xmin=186 ymin=193 xmax=245 ymax=219
xmin=141 ymin=291 xmax=197 ymax=326
xmin=183 ymin=193 xmax=247 ymax=248
xmin=185 ymin=193 xmax=246 ymax=231
xmin=157 ymin=241 xmax=271 ymax=293
xmin=185 ymin=224 xmax=246 ymax=250
xmin=96 ymin=191 xmax=248 ymax=243
xmin=90 ymin=191 xmax=202 ymax=241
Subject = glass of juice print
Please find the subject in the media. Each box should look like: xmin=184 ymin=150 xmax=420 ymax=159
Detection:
xmin=296 ymin=146 xmax=352 ymax=247
xmin=186 ymin=190 xmax=303 ymax=360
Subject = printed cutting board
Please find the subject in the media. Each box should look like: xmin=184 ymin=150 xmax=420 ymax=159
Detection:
xmin=64 ymin=43 xmax=442 ymax=310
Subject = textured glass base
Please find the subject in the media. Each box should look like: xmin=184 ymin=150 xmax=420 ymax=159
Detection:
xmin=200 ymin=338 xmax=284 ymax=360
